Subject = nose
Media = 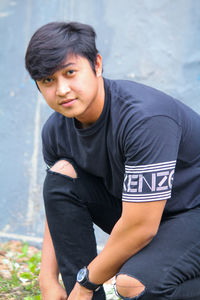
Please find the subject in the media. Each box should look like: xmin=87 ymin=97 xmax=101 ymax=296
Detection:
xmin=56 ymin=78 xmax=71 ymax=96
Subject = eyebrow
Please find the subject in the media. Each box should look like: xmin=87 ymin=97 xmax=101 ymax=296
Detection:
xmin=59 ymin=62 xmax=76 ymax=70
xmin=38 ymin=62 xmax=77 ymax=81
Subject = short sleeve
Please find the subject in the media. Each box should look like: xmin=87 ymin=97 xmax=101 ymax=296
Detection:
xmin=41 ymin=123 xmax=58 ymax=167
xmin=122 ymin=116 xmax=182 ymax=202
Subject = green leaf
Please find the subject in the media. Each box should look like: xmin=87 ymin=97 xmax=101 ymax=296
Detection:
xmin=22 ymin=242 xmax=29 ymax=256
xmin=20 ymin=272 xmax=33 ymax=280
xmin=28 ymin=261 xmax=35 ymax=272
xmin=30 ymin=252 xmax=41 ymax=264
xmin=35 ymin=269 xmax=40 ymax=275
xmin=29 ymin=264 xmax=36 ymax=274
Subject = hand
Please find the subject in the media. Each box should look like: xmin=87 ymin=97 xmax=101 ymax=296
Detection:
xmin=40 ymin=280 xmax=67 ymax=300
xmin=67 ymin=282 xmax=93 ymax=300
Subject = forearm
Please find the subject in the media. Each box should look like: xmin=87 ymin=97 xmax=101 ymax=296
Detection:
xmin=88 ymin=217 xmax=154 ymax=284
xmin=39 ymin=217 xmax=59 ymax=282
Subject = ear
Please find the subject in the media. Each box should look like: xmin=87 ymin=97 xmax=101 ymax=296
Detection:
xmin=95 ymin=53 xmax=103 ymax=77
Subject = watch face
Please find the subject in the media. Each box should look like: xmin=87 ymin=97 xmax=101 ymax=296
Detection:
xmin=77 ymin=268 xmax=87 ymax=282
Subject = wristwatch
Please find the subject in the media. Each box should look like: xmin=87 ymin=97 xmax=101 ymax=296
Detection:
xmin=76 ymin=266 xmax=101 ymax=291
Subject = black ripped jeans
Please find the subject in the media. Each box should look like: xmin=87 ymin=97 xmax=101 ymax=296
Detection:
xmin=43 ymin=160 xmax=200 ymax=300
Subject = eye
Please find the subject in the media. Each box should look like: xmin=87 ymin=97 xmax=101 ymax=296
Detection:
xmin=66 ymin=70 xmax=75 ymax=76
xmin=42 ymin=77 xmax=54 ymax=84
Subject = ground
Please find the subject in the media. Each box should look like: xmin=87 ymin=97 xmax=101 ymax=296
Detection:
xmin=0 ymin=240 xmax=119 ymax=300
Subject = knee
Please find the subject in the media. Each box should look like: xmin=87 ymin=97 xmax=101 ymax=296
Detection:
xmin=116 ymin=274 xmax=145 ymax=299
xmin=50 ymin=160 xmax=77 ymax=178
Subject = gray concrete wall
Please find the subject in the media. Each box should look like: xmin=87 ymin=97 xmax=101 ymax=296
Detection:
xmin=0 ymin=0 xmax=200 ymax=248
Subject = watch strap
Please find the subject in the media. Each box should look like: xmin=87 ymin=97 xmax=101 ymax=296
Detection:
xmin=77 ymin=267 xmax=101 ymax=291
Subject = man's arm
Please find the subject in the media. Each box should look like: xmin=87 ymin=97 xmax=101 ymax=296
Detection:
xmin=39 ymin=217 xmax=67 ymax=300
xmin=39 ymin=217 xmax=59 ymax=280
xmin=68 ymin=200 xmax=166 ymax=299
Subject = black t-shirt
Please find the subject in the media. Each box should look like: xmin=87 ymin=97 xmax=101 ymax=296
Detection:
xmin=42 ymin=78 xmax=200 ymax=214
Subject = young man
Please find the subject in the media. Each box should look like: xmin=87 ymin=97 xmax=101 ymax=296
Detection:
xmin=25 ymin=22 xmax=200 ymax=300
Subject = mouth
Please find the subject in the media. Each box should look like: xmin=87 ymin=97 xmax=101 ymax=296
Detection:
xmin=60 ymin=98 xmax=77 ymax=107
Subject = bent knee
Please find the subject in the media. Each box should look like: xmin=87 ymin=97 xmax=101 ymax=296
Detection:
xmin=50 ymin=160 xmax=77 ymax=178
xmin=116 ymin=274 xmax=145 ymax=299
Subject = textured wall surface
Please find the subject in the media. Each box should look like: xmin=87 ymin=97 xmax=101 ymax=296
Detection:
xmin=0 ymin=0 xmax=199 ymax=247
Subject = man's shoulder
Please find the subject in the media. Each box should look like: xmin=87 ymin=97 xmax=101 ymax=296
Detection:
xmin=105 ymin=77 xmax=172 ymax=105
xmin=105 ymin=78 xmax=177 ymax=120
xmin=42 ymin=111 xmax=64 ymax=131
xmin=42 ymin=111 xmax=67 ymax=142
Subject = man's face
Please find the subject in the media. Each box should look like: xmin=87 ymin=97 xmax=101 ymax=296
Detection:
xmin=36 ymin=54 xmax=104 ymax=127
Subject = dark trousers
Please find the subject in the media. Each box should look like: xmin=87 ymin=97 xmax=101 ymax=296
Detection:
xmin=43 ymin=161 xmax=200 ymax=300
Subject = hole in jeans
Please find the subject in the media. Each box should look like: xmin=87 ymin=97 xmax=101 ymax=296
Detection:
xmin=116 ymin=274 xmax=145 ymax=299
xmin=50 ymin=160 xmax=77 ymax=178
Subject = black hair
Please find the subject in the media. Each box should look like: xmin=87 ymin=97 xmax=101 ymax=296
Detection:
xmin=25 ymin=21 xmax=99 ymax=80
